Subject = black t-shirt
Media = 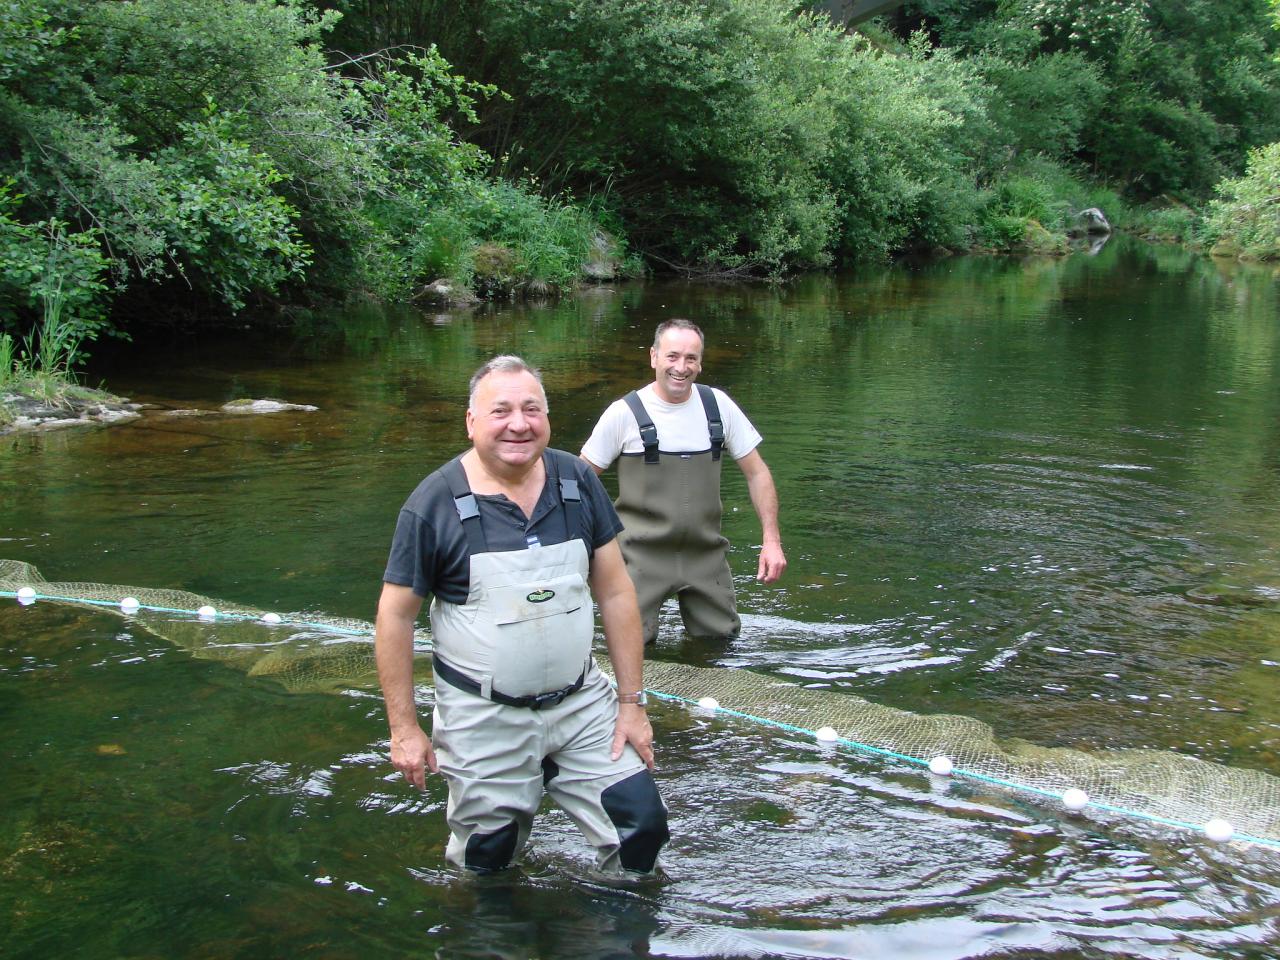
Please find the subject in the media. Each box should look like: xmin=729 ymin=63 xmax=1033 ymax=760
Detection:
xmin=383 ymin=449 xmax=624 ymax=604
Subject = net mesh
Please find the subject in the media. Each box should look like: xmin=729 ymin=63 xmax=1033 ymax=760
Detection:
xmin=4 ymin=559 xmax=1278 ymax=847
xmin=0 ymin=559 xmax=391 ymax=695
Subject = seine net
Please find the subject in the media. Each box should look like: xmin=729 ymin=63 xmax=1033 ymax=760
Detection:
xmin=4 ymin=559 xmax=1278 ymax=846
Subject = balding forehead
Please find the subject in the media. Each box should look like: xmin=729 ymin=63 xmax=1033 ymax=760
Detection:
xmin=471 ymin=369 xmax=548 ymax=409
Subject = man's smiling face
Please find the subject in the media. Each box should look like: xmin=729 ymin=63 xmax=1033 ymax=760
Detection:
xmin=466 ymin=369 xmax=550 ymax=474
xmin=650 ymin=328 xmax=703 ymax=403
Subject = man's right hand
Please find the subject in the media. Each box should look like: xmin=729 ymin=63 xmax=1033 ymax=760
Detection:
xmin=390 ymin=725 xmax=438 ymax=790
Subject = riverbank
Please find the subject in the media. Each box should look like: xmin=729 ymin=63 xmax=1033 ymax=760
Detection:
xmin=0 ymin=381 xmax=140 ymax=435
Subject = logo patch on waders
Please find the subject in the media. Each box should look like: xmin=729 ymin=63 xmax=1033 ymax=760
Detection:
xmin=526 ymin=588 xmax=556 ymax=603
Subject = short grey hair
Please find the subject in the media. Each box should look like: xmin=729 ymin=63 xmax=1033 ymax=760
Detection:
xmin=653 ymin=318 xmax=705 ymax=351
xmin=468 ymin=355 xmax=547 ymax=411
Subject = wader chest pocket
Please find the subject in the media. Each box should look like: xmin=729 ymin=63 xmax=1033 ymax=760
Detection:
xmin=490 ymin=575 xmax=585 ymax=625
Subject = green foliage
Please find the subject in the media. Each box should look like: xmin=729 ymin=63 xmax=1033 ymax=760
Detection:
xmin=23 ymin=279 xmax=80 ymax=378
xmin=826 ymin=36 xmax=987 ymax=260
xmin=367 ymin=176 xmax=604 ymax=296
xmin=0 ymin=0 xmax=616 ymax=344
xmin=0 ymin=181 xmax=109 ymax=343
xmin=0 ymin=331 xmax=15 ymax=389
xmin=399 ymin=0 xmax=845 ymax=274
xmin=3 ymin=0 xmax=1269 ymax=339
xmin=1130 ymin=204 xmax=1198 ymax=243
xmin=1200 ymin=142 xmax=1280 ymax=260
xmin=0 ymin=0 xmax=340 ymax=325
xmin=897 ymin=0 xmax=1280 ymax=198
xmin=154 ymin=111 xmax=313 ymax=310
xmin=977 ymin=175 xmax=1059 ymax=251
xmin=975 ymin=50 xmax=1106 ymax=162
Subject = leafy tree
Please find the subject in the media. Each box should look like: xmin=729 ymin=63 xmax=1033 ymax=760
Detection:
xmin=1 ymin=0 xmax=609 ymax=343
xmin=893 ymin=0 xmax=1280 ymax=197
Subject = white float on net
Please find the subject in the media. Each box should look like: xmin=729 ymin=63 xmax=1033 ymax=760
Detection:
xmin=260 ymin=612 xmax=283 ymax=625
xmin=197 ymin=605 xmax=217 ymax=620
xmin=695 ymin=696 xmax=719 ymax=710
xmin=928 ymin=756 xmax=953 ymax=776
xmin=815 ymin=726 xmax=839 ymax=743
xmin=1062 ymin=788 xmax=1090 ymax=811
xmin=17 ymin=586 xmax=37 ymax=605
xmin=120 ymin=597 xmax=140 ymax=613
xmin=1204 ymin=818 xmax=1234 ymax=842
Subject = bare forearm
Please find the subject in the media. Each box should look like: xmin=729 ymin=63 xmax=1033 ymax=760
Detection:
xmin=589 ymin=540 xmax=654 ymax=766
xmin=375 ymin=610 xmax=420 ymax=734
xmin=600 ymin=587 xmax=645 ymax=694
xmin=746 ymin=468 xmax=781 ymax=544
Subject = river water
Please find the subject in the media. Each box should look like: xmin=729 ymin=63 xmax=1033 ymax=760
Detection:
xmin=3 ymin=238 xmax=1280 ymax=958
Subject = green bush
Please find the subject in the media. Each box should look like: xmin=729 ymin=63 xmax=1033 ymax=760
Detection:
xmin=1131 ymin=205 xmax=1198 ymax=243
xmin=397 ymin=0 xmax=843 ymax=275
xmin=0 ymin=181 xmax=110 ymax=345
xmin=1200 ymin=142 xmax=1280 ymax=259
xmin=899 ymin=0 xmax=1280 ymax=198
xmin=825 ymin=36 xmax=985 ymax=261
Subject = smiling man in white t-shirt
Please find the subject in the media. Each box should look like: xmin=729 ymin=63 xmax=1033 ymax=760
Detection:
xmin=581 ymin=319 xmax=786 ymax=646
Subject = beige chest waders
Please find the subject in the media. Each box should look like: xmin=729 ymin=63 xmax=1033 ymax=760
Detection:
xmin=428 ymin=452 xmax=668 ymax=873
xmin=616 ymin=386 xmax=741 ymax=644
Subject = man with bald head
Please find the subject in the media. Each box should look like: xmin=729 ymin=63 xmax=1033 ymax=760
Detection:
xmin=375 ymin=355 xmax=668 ymax=876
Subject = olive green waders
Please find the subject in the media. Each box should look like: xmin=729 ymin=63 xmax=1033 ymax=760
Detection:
xmin=616 ymin=386 xmax=741 ymax=644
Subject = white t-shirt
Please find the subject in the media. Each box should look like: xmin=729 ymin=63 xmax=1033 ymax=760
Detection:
xmin=581 ymin=383 xmax=762 ymax=469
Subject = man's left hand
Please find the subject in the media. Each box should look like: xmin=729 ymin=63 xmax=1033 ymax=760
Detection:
xmin=757 ymin=542 xmax=787 ymax=583
xmin=612 ymin=703 xmax=655 ymax=770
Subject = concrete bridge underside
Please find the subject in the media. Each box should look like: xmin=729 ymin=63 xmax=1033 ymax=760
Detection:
xmin=812 ymin=1 xmax=909 ymax=28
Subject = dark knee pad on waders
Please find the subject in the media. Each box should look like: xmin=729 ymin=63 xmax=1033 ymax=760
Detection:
xmin=464 ymin=820 xmax=521 ymax=873
xmin=601 ymin=771 xmax=670 ymax=872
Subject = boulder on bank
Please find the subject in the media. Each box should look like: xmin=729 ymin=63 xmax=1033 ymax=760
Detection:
xmin=582 ymin=231 xmax=623 ymax=281
xmin=1069 ymin=207 xmax=1112 ymax=236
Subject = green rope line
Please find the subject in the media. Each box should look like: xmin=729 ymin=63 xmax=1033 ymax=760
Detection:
xmin=642 ymin=687 xmax=1280 ymax=851
xmin=8 ymin=587 xmax=1278 ymax=850
xmin=2 ymin=589 xmax=372 ymax=636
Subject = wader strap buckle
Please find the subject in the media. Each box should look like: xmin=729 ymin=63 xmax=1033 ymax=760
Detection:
xmin=432 ymin=653 xmax=586 ymax=710
xmin=623 ymin=391 xmax=660 ymax=464
xmin=443 ymin=451 xmax=585 ymax=553
xmin=548 ymin=450 xmax=583 ymax=543
xmin=695 ymin=384 xmax=725 ymax=462
xmin=443 ymin=458 xmax=488 ymax=556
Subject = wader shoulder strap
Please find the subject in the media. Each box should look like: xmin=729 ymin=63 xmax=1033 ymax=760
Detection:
xmin=441 ymin=458 xmax=488 ymax=556
xmin=696 ymin=384 xmax=725 ymax=462
xmin=623 ymin=391 xmax=660 ymax=464
xmin=545 ymin=449 xmax=583 ymax=542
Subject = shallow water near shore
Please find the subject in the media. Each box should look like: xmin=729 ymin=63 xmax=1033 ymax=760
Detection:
xmin=4 ymin=238 xmax=1280 ymax=957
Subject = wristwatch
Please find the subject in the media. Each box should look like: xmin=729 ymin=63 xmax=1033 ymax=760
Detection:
xmin=617 ymin=690 xmax=648 ymax=706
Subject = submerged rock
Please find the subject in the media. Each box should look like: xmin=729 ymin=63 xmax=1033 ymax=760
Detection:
xmin=220 ymin=398 xmax=319 ymax=415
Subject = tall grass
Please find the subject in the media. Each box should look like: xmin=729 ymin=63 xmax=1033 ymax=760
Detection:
xmin=0 ymin=333 xmax=17 ymax=390
xmin=7 ymin=282 xmax=87 ymax=406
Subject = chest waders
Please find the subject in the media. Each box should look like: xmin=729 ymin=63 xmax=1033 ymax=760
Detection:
xmin=428 ymin=450 xmax=668 ymax=874
xmin=616 ymin=385 xmax=741 ymax=645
